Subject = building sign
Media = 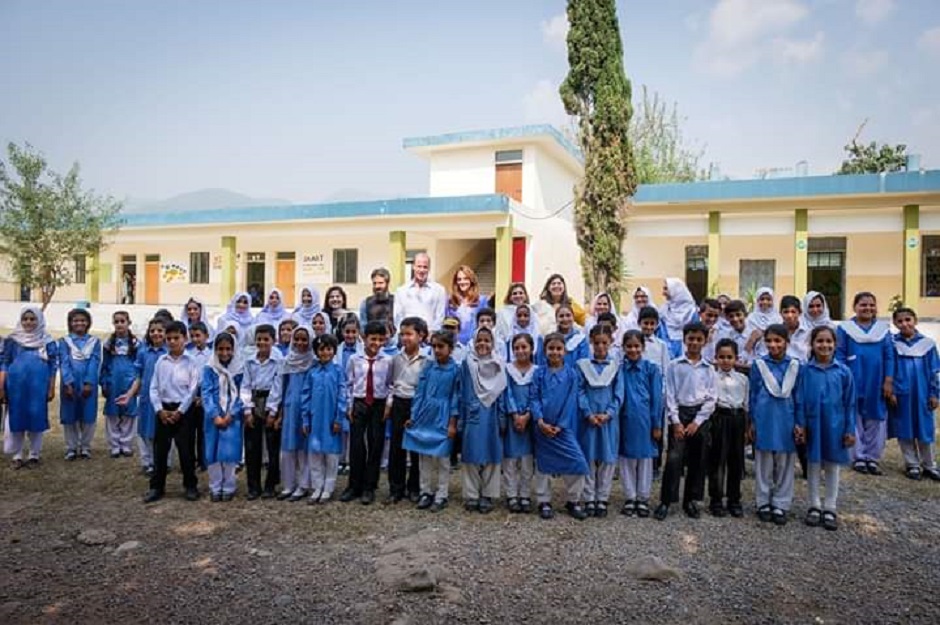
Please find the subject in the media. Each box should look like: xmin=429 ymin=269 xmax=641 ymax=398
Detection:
xmin=300 ymin=252 xmax=329 ymax=281
xmin=161 ymin=262 xmax=188 ymax=283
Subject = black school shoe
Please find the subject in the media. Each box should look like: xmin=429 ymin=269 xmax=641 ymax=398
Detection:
xmin=709 ymin=500 xmax=727 ymax=517
xmin=519 ymin=498 xmax=532 ymax=514
xmin=923 ymin=467 xmax=940 ymax=482
xmin=463 ymin=499 xmax=479 ymax=512
xmin=416 ymin=494 xmax=434 ymax=510
xmin=430 ymin=499 xmax=448 ymax=513
xmin=246 ymin=489 xmax=261 ymax=501
xmin=338 ymin=488 xmax=359 ymax=503
xmin=538 ymin=502 xmax=555 ymax=520
xmin=866 ymin=461 xmax=884 ymax=476
xmin=261 ymin=488 xmax=276 ymax=499
xmin=185 ymin=488 xmax=200 ymax=502
xmin=852 ymin=460 xmax=868 ymax=474
xmin=143 ymin=489 xmax=164 ymax=504
xmin=565 ymin=501 xmax=587 ymax=521
xmin=584 ymin=501 xmax=597 ymax=517
xmin=727 ymin=502 xmax=744 ymax=518
xmin=595 ymin=501 xmax=609 ymax=518
xmin=653 ymin=503 xmax=669 ymax=521
xmin=771 ymin=508 xmax=788 ymax=526
xmin=757 ymin=504 xmax=773 ymax=522
xmin=478 ymin=498 xmax=494 ymax=514
xmin=683 ymin=501 xmax=700 ymax=519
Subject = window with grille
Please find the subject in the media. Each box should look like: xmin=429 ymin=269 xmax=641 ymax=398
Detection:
xmin=190 ymin=252 xmax=210 ymax=284
xmin=333 ymin=249 xmax=358 ymax=284
xmin=73 ymin=255 xmax=86 ymax=284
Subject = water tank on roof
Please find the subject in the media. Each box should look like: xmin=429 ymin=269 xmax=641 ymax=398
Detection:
xmin=906 ymin=154 xmax=922 ymax=172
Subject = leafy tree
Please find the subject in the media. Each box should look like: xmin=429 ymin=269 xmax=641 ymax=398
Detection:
xmin=0 ymin=142 xmax=123 ymax=309
xmin=838 ymin=119 xmax=909 ymax=174
xmin=560 ymin=0 xmax=636 ymax=301
xmin=632 ymin=85 xmax=706 ymax=184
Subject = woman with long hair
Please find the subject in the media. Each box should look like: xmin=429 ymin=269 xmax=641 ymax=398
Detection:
xmin=445 ymin=265 xmax=490 ymax=345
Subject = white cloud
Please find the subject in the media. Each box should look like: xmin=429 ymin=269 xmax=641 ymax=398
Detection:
xmin=855 ymin=0 xmax=895 ymax=24
xmin=694 ymin=0 xmax=820 ymax=76
xmin=918 ymin=26 xmax=940 ymax=57
xmin=522 ymin=79 xmax=569 ymax=127
xmin=772 ymin=31 xmax=825 ymax=63
xmin=843 ymin=47 xmax=889 ymax=77
xmin=541 ymin=13 xmax=568 ymax=48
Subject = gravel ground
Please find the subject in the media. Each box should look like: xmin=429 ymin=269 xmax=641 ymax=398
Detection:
xmin=1 ymin=417 xmax=939 ymax=625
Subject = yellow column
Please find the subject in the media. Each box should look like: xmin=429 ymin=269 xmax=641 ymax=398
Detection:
xmin=389 ymin=231 xmax=406 ymax=290
xmin=903 ymin=204 xmax=920 ymax=307
xmin=794 ymin=209 xmax=808 ymax=295
xmin=707 ymin=211 xmax=720 ymax=294
xmin=85 ymin=252 xmax=100 ymax=304
xmin=495 ymin=216 xmax=514 ymax=303
xmin=221 ymin=236 xmax=237 ymax=304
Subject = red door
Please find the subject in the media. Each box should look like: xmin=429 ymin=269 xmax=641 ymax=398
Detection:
xmin=512 ymin=237 xmax=526 ymax=282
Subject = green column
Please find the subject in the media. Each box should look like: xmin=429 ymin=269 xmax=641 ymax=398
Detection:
xmin=389 ymin=231 xmax=406 ymax=290
xmin=794 ymin=209 xmax=808 ymax=295
xmin=221 ymin=236 xmax=237 ymax=304
xmin=85 ymin=252 xmax=100 ymax=303
xmin=903 ymin=204 xmax=920 ymax=307
xmin=707 ymin=211 xmax=720 ymax=293
xmin=495 ymin=216 xmax=514 ymax=304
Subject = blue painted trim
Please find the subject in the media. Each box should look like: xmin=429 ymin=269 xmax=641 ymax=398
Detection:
xmin=634 ymin=170 xmax=940 ymax=203
xmin=403 ymin=124 xmax=583 ymax=164
xmin=124 ymin=194 xmax=511 ymax=227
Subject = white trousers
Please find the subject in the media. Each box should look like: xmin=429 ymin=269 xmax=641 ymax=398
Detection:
xmin=64 ymin=421 xmax=96 ymax=453
xmin=583 ymin=461 xmax=616 ymax=502
xmin=899 ymin=439 xmax=937 ymax=470
xmin=462 ymin=463 xmax=500 ymax=500
xmin=619 ymin=457 xmax=653 ymax=502
xmin=106 ymin=416 xmax=135 ymax=453
xmin=4 ymin=430 xmax=43 ymax=460
xmin=307 ymin=453 xmax=339 ymax=496
xmin=754 ymin=450 xmax=796 ymax=510
xmin=501 ymin=455 xmax=534 ymax=499
xmin=280 ymin=450 xmax=309 ymax=493
xmin=208 ymin=463 xmax=237 ymax=495
xmin=138 ymin=436 xmax=154 ymax=468
xmin=535 ymin=471 xmax=584 ymax=504
xmin=419 ymin=454 xmax=450 ymax=502
xmin=807 ymin=462 xmax=841 ymax=512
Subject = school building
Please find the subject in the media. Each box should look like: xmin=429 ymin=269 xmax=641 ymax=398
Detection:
xmin=2 ymin=124 xmax=939 ymax=321
xmin=4 ymin=125 xmax=584 ymax=313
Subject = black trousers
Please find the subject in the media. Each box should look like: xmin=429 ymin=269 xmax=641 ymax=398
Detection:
xmin=244 ymin=391 xmax=281 ymax=493
xmin=150 ymin=402 xmax=197 ymax=493
xmin=707 ymin=407 xmax=746 ymax=505
xmin=388 ymin=397 xmax=420 ymax=497
xmin=192 ymin=403 xmax=206 ymax=469
xmin=660 ymin=405 xmax=710 ymax=505
xmin=349 ymin=399 xmax=385 ymax=494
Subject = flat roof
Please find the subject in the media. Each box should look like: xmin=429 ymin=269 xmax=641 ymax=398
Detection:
xmin=403 ymin=124 xmax=583 ymax=168
xmin=123 ymin=193 xmax=511 ymax=228
xmin=634 ymin=169 xmax=940 ymax=204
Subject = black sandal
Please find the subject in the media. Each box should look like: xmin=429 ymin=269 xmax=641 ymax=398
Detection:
xmin=905 ymin=466 xmax=922 ymax=481
xmin=804 ymin=507 xmax=822 ymax=527
xmin=757 ymin=504 xmax=773 ymax=522
xmin=519 ymin=498 xmax=532 ymax=513
xmin=866 ymin=461 xmax=884 ymax=476
xmin=852 ymin=460 xmax=868 ymax=474
xmin=621 ymin=500 xmax=636 ymax=517
xmin=821 ymin=510 xmax=838 ymax=531
xmin=635 ymin=501 xmax=650 ymax=518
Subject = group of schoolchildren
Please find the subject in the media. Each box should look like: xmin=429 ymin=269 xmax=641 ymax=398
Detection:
xmin=2 ymin=277 xmax=938 ymax=533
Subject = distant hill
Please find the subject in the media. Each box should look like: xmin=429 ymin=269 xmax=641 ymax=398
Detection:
xmin=123 ymin=188 xmax=292 ymax=213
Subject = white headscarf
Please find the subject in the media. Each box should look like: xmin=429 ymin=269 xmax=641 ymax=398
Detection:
xmin=660 ymin=278 xmax=698 ymax=341
xmin=310 ymin=311 xmax=331 ymax=337
xmin=801 ymin=291 xmax=833 ymax=330
xmin=9 ymin=305 xmax=54 ymax=358
xmin=180 ymin=296 xmax=209 ymax=330
xmin=466 ymin=331 xmax=508 ymax=408
xmin=208 ymin=332 xmax=244 ymax=415
xmin=280 ymin=327 xmax=314 ymax=374
xmin=217 ymin=292 xmax=254 ymax=335
xmin=584 ymin=292 xmax=623 ymax=346
xmin=291 ymin=285 xmax=322 ymax=326
xmin=746 ymin=287 xmax=783 ymax=331
xmin=621 ymin=286 xmax=653 ymax=330
xmin=255 ymin=288 xmax=288 ymax=326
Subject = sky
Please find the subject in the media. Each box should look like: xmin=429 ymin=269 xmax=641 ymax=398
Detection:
xmin=2 ymin=0 xmax=939 ymax=204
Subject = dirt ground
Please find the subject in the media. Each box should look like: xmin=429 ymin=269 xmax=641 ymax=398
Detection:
xmin=1 ymin=410 xmax=939 ymax=625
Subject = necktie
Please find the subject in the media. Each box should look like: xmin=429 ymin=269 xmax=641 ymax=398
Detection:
xmin=365 ymin=358 xmax=375 ymax=406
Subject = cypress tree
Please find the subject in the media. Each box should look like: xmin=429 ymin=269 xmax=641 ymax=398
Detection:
xmin=560 ymin=0 xmax=636 ymax=300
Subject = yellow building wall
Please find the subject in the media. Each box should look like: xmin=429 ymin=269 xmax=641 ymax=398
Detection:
xmin=719 ymin=235 xmax=794 ymax=298
xmin=844 ymin=232 xmax=903 ymax=316
xmin=624 ymin=234 xmax=706 ymax=298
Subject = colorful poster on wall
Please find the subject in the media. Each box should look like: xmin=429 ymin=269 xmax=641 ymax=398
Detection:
xmin=161 ymin=262 xmax=188 ymax=283
xmin=300 ymin=252 xmax=329 ymax=281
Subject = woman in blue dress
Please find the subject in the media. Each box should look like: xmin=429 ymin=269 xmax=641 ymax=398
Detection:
xmin=531 ymin=332 xmax=589 ymax=521
xmin=59 ymin=308 xmax=101 ymax=460
xmin=202 ymin=332 xmax=244 ymax=501
xmin=446 ymin=265 xmax=490 ymax=346
xmin=1 ymin=305 xmax=58 ymax=468
xmin=277 ymin=326 xmax=314 ymax=501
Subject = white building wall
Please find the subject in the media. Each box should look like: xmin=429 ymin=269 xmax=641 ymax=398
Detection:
xmin=428 ymin=148 xmax=494 ymax=197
